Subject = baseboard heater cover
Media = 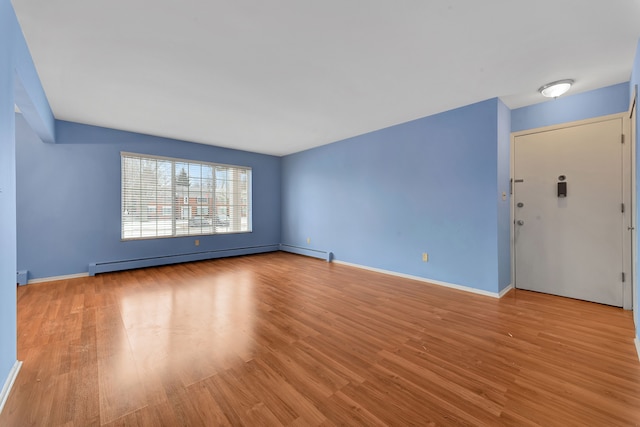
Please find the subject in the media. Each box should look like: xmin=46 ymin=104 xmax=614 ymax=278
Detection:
xmin=279 ymin=244 xmax=333 ymax=262
xmin=16 ymin=270 xmax=28 ymax=286
xmin=89 ymin=244 xmax=279 ymax=276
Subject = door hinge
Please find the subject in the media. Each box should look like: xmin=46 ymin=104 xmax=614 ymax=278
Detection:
xmin=621 ymin=134 xmax=625 ymax=144
xmin=622 ymin=272 xmax=626 ymax=283
xmin=621 ymin=203 xmax=625 ymax=213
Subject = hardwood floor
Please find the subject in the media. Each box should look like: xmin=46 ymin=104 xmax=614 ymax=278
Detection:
xmin=1 ymin=252 xmax=640 ymax=426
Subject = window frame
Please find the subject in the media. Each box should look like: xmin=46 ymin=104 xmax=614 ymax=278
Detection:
xmin=121 ymin=152 xmax=252 ymax=241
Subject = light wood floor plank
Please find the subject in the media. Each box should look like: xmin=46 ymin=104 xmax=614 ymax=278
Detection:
xmin=1 ymin=252 xmax=639 ymax=426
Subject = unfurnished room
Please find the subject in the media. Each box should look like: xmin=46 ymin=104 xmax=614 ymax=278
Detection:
xmin=1 ymin=1 xmax=640 ymax=425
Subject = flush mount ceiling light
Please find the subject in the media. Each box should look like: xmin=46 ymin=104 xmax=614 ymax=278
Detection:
xmin=538 ymin=79 xmax=574 ymax=98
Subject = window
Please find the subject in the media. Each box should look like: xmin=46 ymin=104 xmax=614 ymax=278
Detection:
xmin=122 ymin=152 xmax=252 ymax=240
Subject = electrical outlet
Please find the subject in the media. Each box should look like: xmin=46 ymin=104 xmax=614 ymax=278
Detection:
xmin=195 ymin=239 xmax=200 ymax=246
xmin=307 ymin=237 xmax=311 ymax=244
xmin=422 ymin=252 xmax=428 ymax=262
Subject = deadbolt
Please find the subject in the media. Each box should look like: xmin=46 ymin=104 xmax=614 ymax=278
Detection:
xmin=517 ymin=202 xmax=524 ymax=208
xmin=517 ymin=220 xmax=524 ymax=226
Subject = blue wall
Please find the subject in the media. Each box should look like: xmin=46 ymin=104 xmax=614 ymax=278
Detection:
xmin=0 ymin=0 xmax=18 ymax=392
xmin=282 ymin=98 xmax=508 ymax=294
xmin=16 ymin=119 xmax=281 ymax=280
xmin=512 ymin=82 xmax=630 ymax=132
xmin=14 ymin=27 xmax=55 ymax=144
xmin=0 ymin=0 xmax=54 ymax=397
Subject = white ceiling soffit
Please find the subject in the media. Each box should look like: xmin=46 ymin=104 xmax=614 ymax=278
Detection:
xmin=11 ymin=1 xmax=640 ymax=156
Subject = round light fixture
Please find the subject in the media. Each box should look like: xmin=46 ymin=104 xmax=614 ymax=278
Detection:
xmin=538 ymin=79 xmax=574 ymax=98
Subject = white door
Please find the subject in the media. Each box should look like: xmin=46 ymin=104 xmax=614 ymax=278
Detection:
xmin=513 ymin=118 xmax=626 ymax=307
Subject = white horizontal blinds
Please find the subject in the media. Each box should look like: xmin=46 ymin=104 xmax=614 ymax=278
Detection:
xmin=121 ymin=152 xmax=251 ymax=240
xmin=122 ymin=155 xmax=173 ymax=239
xmin=156 ymin=160 xmax=173 ymax=237
xmin=175 ymin=161 xmax=189 ymax=236
xmin=175 ymin=161 xmax=215 ymax=236
xmin=122 ymin=155 xmax=140 ymax=239
xmin=238 ymin=168 xmax=251 ymax=232
xmin=214 ymin=166 xmax=251 ymax=233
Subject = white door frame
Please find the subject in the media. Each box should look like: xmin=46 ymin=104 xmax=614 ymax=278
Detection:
xmin=510 ymin=112 xmax=633 ymax=309
xmin=630 ymin=85 xmax=637 ymax=313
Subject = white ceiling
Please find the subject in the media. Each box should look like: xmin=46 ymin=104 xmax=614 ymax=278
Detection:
xmin=11 ymin=0 xmax=640 ymax=156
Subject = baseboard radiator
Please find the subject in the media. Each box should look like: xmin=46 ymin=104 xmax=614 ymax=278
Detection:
xmin=279 ymin=244 xmax=333 ymax=262
xmin=89 ymin=244 xmax=279 ymax=276
xmin=16 ymin=270 xmax=28 ymax=286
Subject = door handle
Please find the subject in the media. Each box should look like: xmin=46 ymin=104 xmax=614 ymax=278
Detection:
xmin=517 ymin=220 xmax=524 ymax=226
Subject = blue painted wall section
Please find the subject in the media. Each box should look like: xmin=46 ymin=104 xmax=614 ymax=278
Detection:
xmin=0 ymin=0 xmax=18 ymax=393
xmin=16 ymin=119 xmax=282 ymax=280
xmin=282 ymin=98 xmax=507 ymax=294
xmin=0 ymin=0 xmax=54 ymax=399
xmin=14 ymin=29 xmax=55 ymax=144
xmin=512 ymin=82 xmax=630 ymax=132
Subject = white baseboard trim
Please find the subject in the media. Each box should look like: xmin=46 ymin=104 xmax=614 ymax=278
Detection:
xmin=28 ymin=272 xmax=89 ymax=284
xmin=0 ymin=360 xmax=22 ymax=415
xmin=332 ymin=260 xmax=504 ymax=299
xmin=635 ymin=338 xmax=640 ymax=362
xmin=499 ymin=284 xmax=514 ymax=298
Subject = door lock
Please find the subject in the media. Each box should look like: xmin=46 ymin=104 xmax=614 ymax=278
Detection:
xmin=517 ymin=220 xmax=524 ymax=226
